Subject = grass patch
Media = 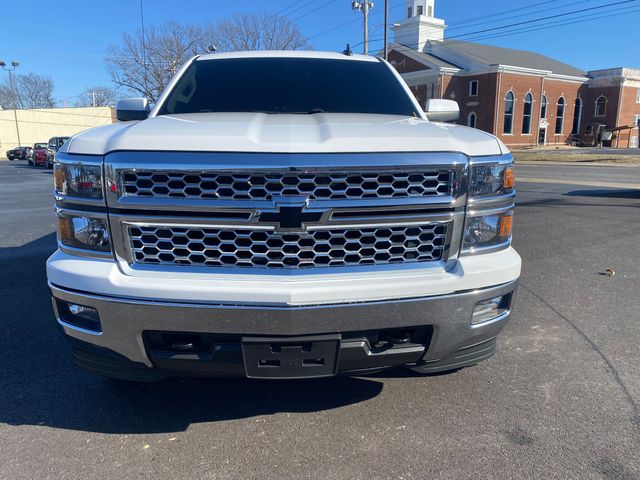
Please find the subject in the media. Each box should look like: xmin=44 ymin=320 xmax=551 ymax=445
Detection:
xmin=513 ymin=151 xmax=640 ymax=164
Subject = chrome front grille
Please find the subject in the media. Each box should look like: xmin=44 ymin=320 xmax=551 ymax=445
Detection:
xmin=128 ymin=223 xmax=448 ymax=269
xmin=107 ymin=152 xmax=468 ymax=273
xmin=121 ymin=170 xmax=453 ymax=201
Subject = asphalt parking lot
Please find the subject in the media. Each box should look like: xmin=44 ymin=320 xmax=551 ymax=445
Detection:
xmin=1 ymin=160 xmax=639 ymax=479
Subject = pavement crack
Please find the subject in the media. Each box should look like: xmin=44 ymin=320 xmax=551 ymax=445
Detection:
xmin=520 ymin=283 xmax=640 ymax=429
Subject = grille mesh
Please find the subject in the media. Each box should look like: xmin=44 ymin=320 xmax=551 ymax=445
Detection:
xmin=121 ymin=170 xmax=452 ymax=201
xmin=129 ymin=224 xmax=448 ymax=269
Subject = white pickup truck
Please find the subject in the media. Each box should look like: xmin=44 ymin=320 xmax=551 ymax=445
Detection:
xmin=48 ymin=51 xmax=520 ymax=381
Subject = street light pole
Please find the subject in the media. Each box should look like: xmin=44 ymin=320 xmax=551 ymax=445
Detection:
xmin=0 ymin=60 xmax=21 ymax=148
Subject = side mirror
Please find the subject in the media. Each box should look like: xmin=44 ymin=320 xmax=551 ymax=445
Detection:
xmin=425 ymin=99 xmax=459 ymax=122
xmin=116 ymin=98 xmax=150 ymax=122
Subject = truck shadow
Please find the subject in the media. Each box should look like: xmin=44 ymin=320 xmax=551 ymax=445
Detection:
xmin=0 ymin=236 xmax=384 ymax=435
xmin=563 ymin=188 xmax=640 ymax=199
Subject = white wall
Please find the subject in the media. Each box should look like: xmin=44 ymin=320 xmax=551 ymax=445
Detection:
xmin=0 ymin=107 xmax=114 ymax=158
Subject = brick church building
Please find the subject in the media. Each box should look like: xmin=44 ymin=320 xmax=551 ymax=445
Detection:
xmin=389 ymin=0 xmax=640 ymax=148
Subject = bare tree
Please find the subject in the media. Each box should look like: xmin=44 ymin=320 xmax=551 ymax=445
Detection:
xmin=105 ymin=14 xmax=309 ymax=102
xmin=105 ymin=22 xmax=211 ymax=102
xmin=210 ymin=13 xmax=310 ymax=52
xmin=75 ymin=86 xmax=117 ymax=107
xmin=18 ymin=73 xmax=55 ymax=108
xmin=0 ymin=72 xmax=55 ymax=109
xmin=0 ymin=81 xmax=19 ymax=109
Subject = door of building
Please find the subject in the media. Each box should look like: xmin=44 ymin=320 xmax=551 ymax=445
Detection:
xmin=538 ymin=127 xmax=546 ymax=145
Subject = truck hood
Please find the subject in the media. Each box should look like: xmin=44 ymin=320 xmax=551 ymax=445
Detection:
xmin=67 ymin=112 xmax=504 ymax=157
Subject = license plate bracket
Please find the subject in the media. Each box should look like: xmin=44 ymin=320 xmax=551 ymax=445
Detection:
xmin=241 ymin=334 xmax=341 ymax=379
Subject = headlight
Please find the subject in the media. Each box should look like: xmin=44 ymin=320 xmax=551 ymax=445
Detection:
xmin=469 ymin=164 xmax=514 ymax=196
xmin=463 ymin=210 xmax=513 ymax=252
xmin=54 ymin=163 xmax=103 ymax=199
xmin=57 ymin=213 xmax=110 ymax=252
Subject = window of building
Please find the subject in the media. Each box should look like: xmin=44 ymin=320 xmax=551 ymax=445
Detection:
xmin=428 ymin=5 xmax=433 ymax=16
xmin=540 ymin=95 xmax=547 ymax=119
xmin=636 ymin=89 xmax=640 ymax=103
xmin=522 ymin=92 xmax=533 ymax=134
xmin=632 ymin=136 xmax=638 ymax=148
xmin=555 ymin=97 xmax=565 ymax=135
xmin=571 ymin=97 xmax=583 ymax=135
xmin=503 ymin=91 xmax=515 ymax=134
xmin=407 ymin=6 xmax=413 ymax=17
xmin=634 ymin=113 xmax=640 ymax=127
xmin=469 ymin=80 xmax=478 ymax=97
xmin=467 ymin=112 xmax=477 ymax=128
xmin=595 ymin=96 xmax=607 ymax=117
xmin=416 ymin=5 xmax=424 ymax=15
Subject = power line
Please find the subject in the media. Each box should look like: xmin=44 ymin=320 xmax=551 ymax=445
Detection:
xmin=289 ymin=0 xmax=339 ymax=23
xmin=378 ymin=5 xmax=640 ymax=53
xmin=258 ymin=0 xmax=335 ymax=40
xmin=276 ymin=0 xmax=314 ymax=16
xmin=361 ymin=0 xmax=637 ymax=47
xmin=352 ymin=0 xmax=566 ymax=46
xmin=445 ymin=0 xmax=637 ymax=40
xmin=445 ymin=0 xmax=601 ymax=32
xmin=307 ymin=1 xmax=405 ymax=40
xmin=278 ymin=0 xmax=317 ymax=17
xmin=447 ymin=0 xmax=560 ymax=28
xmin=460 ymin=5 xmax=640 ymax=43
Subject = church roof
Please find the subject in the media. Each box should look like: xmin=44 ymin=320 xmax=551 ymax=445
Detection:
xmin=404 ymin=48 xmax=462 ymax=69
xmin=427 ymin=40 xmax=587 ymax=78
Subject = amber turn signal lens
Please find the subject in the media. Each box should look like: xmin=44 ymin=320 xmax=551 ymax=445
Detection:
xmin=503 ymin=167 xmax=515 ymax=190
xmin=498 ymin=213 xmax=513 ymax=238
xmin=57 ymin=216 xmax=74 ymax=242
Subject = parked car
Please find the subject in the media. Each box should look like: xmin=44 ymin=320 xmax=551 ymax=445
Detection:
xmin=28 ymin=143 xmax=48 ymax=167
xmin=46 ymin=136 xmax=71 ymax=168
xmin=48 ymin=51 xmax=520 ymax=381
xmin=6 ymin=146 xmax=29 ymax=160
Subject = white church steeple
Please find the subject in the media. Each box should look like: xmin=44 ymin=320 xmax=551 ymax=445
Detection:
xmin=393 ymin=0 xmax=446 ymax=50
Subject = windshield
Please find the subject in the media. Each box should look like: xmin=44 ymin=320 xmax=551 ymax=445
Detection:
xmin=35 ymin=143 xmax=47 ymax=148
xmin=158 ymin=57 xmax=420 ymax=117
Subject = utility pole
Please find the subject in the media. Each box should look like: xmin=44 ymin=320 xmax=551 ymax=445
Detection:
xmin=352 ymin=1 xmax=374 ymax=55
xmin=0 ymin=60 xmax=21 ymax=148
xmin=383 ymin=0 xmax=389 ymax=60
xmin=140 ymin=0 xmax=149 ymax=98
xmin=92 ymin=90 xmax=96 ymax=107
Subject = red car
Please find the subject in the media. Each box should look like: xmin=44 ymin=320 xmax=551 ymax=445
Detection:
xmin=28 ymin=143 xmax=48 ymax=167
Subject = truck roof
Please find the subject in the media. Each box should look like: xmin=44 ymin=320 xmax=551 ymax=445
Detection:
xmin=196 ymin=50 xmax=379 ymax=63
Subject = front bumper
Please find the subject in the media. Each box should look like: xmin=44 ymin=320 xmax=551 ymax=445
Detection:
xmin=50 ymin=279 xmax=518 ymax=380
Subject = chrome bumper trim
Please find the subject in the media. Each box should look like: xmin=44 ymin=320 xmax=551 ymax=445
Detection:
xmin=50 ymin=280 xmax=517 ymax=368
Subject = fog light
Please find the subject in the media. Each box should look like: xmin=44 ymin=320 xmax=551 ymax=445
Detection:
xmin=56 ymin=300 xmax=102 ymax=333
xmin=471 ymin=294 xmax=511 ymax=325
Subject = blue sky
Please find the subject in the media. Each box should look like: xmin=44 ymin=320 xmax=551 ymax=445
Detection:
xmin=1 ymin=0 xmax=638 ymax=103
